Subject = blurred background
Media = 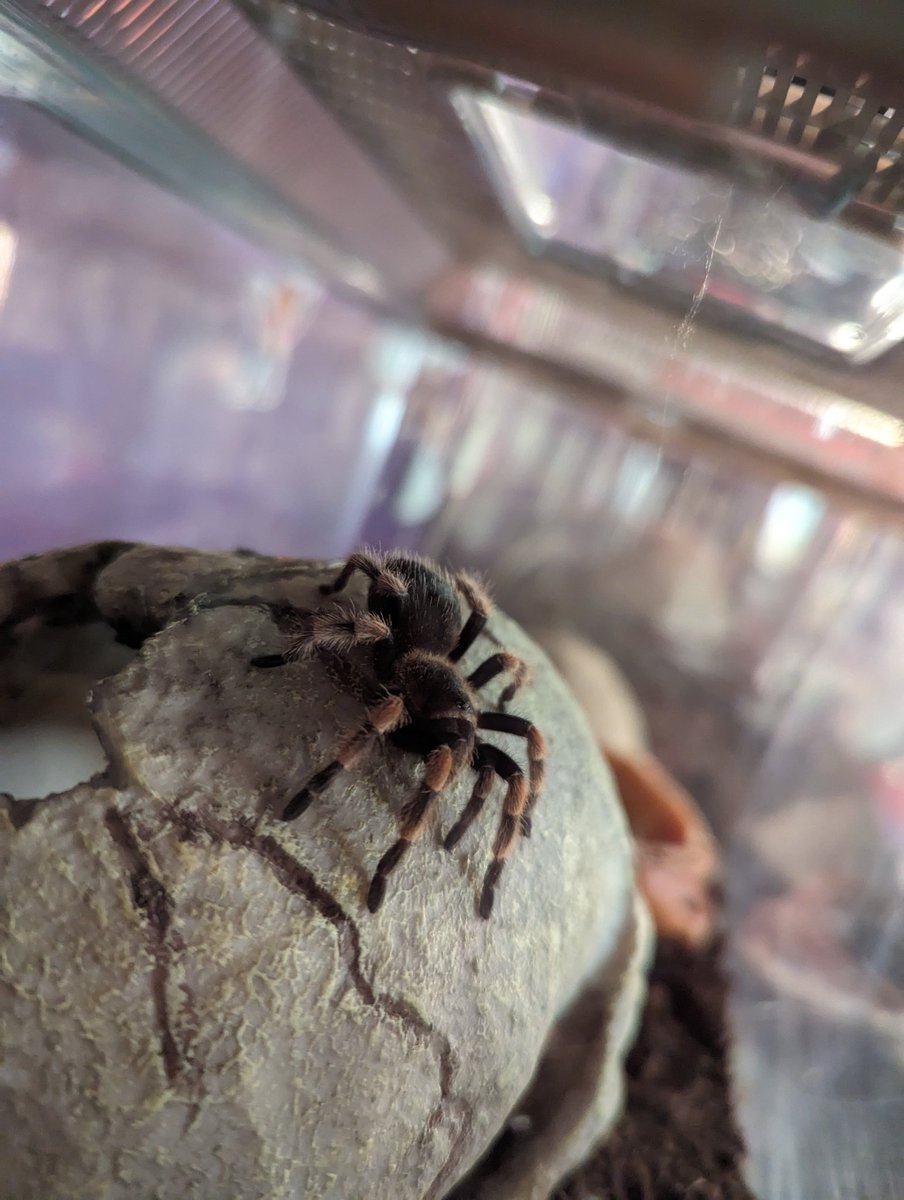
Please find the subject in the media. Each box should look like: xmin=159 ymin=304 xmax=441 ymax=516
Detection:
xmin=1 ymin=1 xmax=903 ymax=1196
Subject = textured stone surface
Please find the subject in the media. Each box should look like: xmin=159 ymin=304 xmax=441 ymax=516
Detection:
xmin=0 ymin=543 xmax=651 ymax=1200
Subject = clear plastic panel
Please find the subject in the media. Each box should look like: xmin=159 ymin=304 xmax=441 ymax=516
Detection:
xmin=357 ymin=355 xmax=904 ymax=1200
xmin=454 ymin=89 xmax=904 ymax=364
xmin=0 ymin=100 xmax=431 ymax=560
xmin=3 ymin=89 xmax=903 ymax=1200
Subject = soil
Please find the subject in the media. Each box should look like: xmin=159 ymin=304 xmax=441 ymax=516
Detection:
xmin=554 ymin=936 xmax=756 ymax=1200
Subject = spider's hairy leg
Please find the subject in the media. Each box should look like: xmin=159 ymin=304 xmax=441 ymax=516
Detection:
xmin=282 ymin=694 xmax=406 ymax=820
xmin=443 ymin=743 xmax=497 ymax=851
xmin=319 ymin=551 xmax=407 ymax=600
xmin=254 ymin=603 xmax=391 ymax=667
xmin=449 ymin=570 xmax=493 ymax=663
xmin=467 ymin=651 xmax=531 ymax=706
xmin=320 ymin=551 xmax=381 ymax=595
xmin=305 ymin=604 xmax=393 ymax=655
xmin=477 ymin=711 xmax=546 ymax=837
xmin=367 ymin=744 xmax=454 ymax=913
xmin=471 ymin=742 xmax=528 ymax=919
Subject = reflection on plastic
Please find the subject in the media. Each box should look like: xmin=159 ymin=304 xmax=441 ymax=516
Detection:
xmin=3 ymin=85 xmax=904 ymax=1200
xmin=0 ymin=102 xmax=408 ymax=560
xmin=358 ymin=360 xmax=904 ymax=1200
xmin=455 ymin=88 xmax=904 ymax=364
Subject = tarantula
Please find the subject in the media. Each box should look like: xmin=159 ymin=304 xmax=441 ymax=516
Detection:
xmin=252 ymin=551 xmax=546 ymax=919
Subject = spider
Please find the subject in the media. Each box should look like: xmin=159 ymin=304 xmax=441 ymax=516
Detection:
xmin=252 ymin=551 xmax=546 ymax=919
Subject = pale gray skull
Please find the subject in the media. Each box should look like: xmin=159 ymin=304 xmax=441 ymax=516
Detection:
xmin=0 ymin=543 xmax=651 ymax=1200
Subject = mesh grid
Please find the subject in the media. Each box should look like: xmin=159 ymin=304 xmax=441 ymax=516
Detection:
xmin=731 ymin=48 xmax=904 ymax=214
xmin=28 ymin=1 xmax=904 ymax=250
xmin=238 ymin=3 xmax=904 ymax=227
xmin=253 ymin=5 xmax=507 ymax=254
xmin=38 ymin=0 xmax=347 ymax=212
xmin=20 ymin=0 xmax=448 ymax=293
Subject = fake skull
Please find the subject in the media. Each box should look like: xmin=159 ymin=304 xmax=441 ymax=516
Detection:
xmin=0 ymin=543 xmax=651 ymax=1200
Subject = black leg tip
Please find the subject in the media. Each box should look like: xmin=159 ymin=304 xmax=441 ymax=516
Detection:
xmin=282 ymin=791 xmax=312 ymax=821
xmin=480 ymin=861 xmax=503 ymax=917
xmin=367 ymin=876 xmax=386 ymax=913
xmin=443 ymin=826 xmax=463 ymax=852
xmin=520 ymin=815 xmax=532 ymax=839
xmin=251 ymin=653 xmax=287 ymax=669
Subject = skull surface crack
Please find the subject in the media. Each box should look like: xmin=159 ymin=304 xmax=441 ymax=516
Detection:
xmin=103 ymin=808 xmax=184 ymax=1087
xmin=171 ymin=809 xmax=475 ymax=1193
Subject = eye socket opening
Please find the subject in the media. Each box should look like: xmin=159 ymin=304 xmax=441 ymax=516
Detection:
xmin=0 ymin=622 xmax=136 ymax=810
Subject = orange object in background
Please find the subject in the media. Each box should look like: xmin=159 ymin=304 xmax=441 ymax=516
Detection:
xmin=605 ymin=748 xmax=720 ymax=949
xmin=532 ymin=626 xmax=720 ymax=948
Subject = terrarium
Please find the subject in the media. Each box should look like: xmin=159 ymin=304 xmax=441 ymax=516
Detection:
xmin=1 ymin=2 xmax=903 ymax=1198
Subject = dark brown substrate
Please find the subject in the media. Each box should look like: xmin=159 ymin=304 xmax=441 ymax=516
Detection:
xmin=555 ymin=936 xmax=756 ymax=1200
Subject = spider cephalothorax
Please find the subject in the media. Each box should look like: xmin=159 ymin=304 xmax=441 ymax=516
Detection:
xmin=252 ymin=551 xmax=546 ymax=918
